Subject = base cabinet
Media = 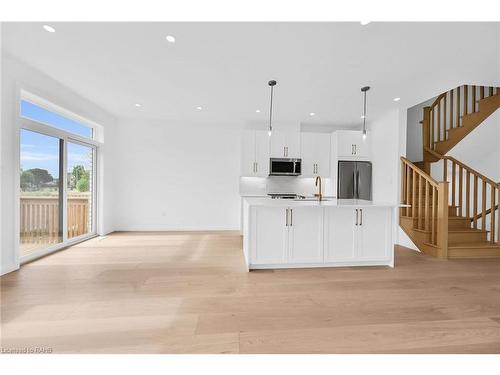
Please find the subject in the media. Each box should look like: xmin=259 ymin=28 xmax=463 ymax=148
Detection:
xmin=289 ymin=207 xmax=324 ymax=264
xmin=324 ymin=207 xmax=391 ymax=263
xmin=251 ymin=206 xmax=323 ymax=265
xmin=250 ymin=205 xmax=392 ymax=268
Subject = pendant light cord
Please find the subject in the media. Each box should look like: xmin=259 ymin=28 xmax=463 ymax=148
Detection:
xmin=269 ymin=84 xmax=274 ymax=132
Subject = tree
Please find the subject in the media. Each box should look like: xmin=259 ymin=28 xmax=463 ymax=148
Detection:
xmin=27 ymin=168 xmax=53 ymax=187
xmin=71 ymin=165 xmax=86 ymax=189
xmin=20 ymin=170 xmax=35 ymax=190
xmin=76 ymin=177 xmax=89 ymax=192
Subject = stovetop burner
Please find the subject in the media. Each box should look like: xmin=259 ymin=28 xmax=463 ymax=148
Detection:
xmin=267 ymin=193 xmax=306 ymax=200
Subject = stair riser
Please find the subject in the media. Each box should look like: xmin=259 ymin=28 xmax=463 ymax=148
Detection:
xmin=448 ymin=247 xmax=500 ymax=259
xmin=448 ymin=219 xmax=472 ymax=229
xmin=448 ymin=231 xmax=488 ymax=244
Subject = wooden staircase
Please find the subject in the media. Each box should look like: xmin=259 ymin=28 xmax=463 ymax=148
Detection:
xmin=400 ymin=84 xmax=500 ymax=259
xmin=421 ymin=85 xmax=500 ymax=172
xmin=400 ymin=157 xmax=500 ymax=259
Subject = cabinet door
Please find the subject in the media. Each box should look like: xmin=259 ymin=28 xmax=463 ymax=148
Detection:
xmin=357 ymin=207 xmax=391 ymax=260
xmin=254 ymin=130 xmax=270 ymax=176
xmin=354 ymin=133 xmax=370 ymax=158
xmin=285 ymin=131 xmax=301 ymax=158
xmin=251 ymin=206 xmax=288 ymax=265
xmin=336 ymin=131 xmax=359 ymax=158
xmin=324 ymin=208 xmax=357 ymax=262
xmin=315 ymin=134 xmax=331 ymax=177
xmin=269 ymin=130 xmax=287 ymax=158
xmin=241 ymin=130 xmax=256 ymax=176
xmin=300 ymin=132 xmax=316 ymax=177
xmin=288 ymin=207 xmax=323 ymax=264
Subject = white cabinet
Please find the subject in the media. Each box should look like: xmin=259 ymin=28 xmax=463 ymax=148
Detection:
xmin=241 ymin=130 xmax=270 ymax=176
xmin=324 ymin=206 xmax=391 ymax=263
xmin=301 ymin=132 xmax=331 ymax=177
xmin=270 ymin=130 xmax=301 ymax=158
xmin=251 ymin=206 xmax=288 ymax=264
xmin=357 ymin=207 xmax=391 ymax=260
xmin=324 ymin=207 xmax=356 ymax=262
xmin=251 ymin=206 xmax=323 ymax=265
xmin=288 ymin=207 xmax=324 ymax=264
xmin=334 ymin=130 xmax=371 ymax=159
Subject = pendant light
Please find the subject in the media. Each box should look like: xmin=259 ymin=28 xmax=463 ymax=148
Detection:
xmin=361 ymin=86 xmax=370 ymax=139
xmin=268 ymin=80 xmax=277 ymax=136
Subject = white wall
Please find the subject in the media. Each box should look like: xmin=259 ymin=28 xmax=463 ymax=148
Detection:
xmin=1 ymin=52 xmax=117 ymax=275
xmin=406 ymin=96 xmax=436 ymax=162
xmin=111 ymin=119 xmax=241 ymax=231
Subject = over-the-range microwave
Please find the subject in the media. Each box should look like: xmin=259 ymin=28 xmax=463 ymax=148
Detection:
xmin=269 ymin=158 xmax=302 ymax=176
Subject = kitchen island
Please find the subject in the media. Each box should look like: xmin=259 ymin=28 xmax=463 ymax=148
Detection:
xmin=241 ymin=197 xmax=401 ymax=271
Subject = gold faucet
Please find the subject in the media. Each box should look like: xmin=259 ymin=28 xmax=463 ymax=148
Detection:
xmin=314 ymin=176 xmax=322 ymax=201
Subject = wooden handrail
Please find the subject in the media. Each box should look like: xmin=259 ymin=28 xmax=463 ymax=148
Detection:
xmin=400 ymin=157 xmax=439 ymax=187
xmin=471 ymin=204 xmax=499 ymax=222
xmin=423 ymin=85 xmax=499 ymax=155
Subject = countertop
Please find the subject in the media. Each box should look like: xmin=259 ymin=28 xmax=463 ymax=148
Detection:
xmin=243 ymin=197 xmax=407 ymax=208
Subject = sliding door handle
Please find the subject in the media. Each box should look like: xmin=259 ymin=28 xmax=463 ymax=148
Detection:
xmin=360 ymin=209 xmax=363 ymax=225
xmin=285 ymin=208 xmax=289 ymax=226
xmin=355 ymin=209 xmax=358 ymax=225
xmin=290 ymin=209 xmax=293 ymax=226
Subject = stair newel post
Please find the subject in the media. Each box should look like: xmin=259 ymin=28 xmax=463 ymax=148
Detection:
xmin=437 ymin=181 xmax=449 ymax=259
xmin=422 ymin=106 xmax=431 ymax=166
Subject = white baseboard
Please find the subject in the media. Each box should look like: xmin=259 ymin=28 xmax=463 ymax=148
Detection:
xmin=1 ymin=262 xmax=20 ymax=276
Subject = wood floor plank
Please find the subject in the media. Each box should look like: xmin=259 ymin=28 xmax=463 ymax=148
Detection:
xmin=2 ymin=232 xmax=500 ymax=353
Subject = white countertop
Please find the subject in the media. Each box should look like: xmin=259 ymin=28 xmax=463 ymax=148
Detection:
xmin=243 ymin=197 xmax=406 ymax=208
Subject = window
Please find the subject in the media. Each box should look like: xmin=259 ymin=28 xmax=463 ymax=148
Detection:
xmin=19 ymin=95 xmax=98 ymax=261
xmin=21 ymin=100 xmax=93 ymax=139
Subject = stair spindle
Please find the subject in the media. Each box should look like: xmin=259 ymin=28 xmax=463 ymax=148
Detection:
xmin=412 ymin=170 xmax=417 ymax=219
xmin=482 ymin=180 xmax=487 ymax=231
xmin=472 ymin=85 xmax=476 ymax=112
xmin=451 ymin=161 xmax=456 ymax=207
xmin=458 ymin=166 xmax=463 ymax=217
xmin=491 ymin=184 xmax=496 ymax=243
xmin=425 ymin=181 xmax=430 ymax=231
xmin=406 ymin=164 xmax=411 ymax=216
xmin=473 ymin=176 xmax=478 ymax=229
xmin=418 ymin=175 xmax=423 ymax=229
xmin=466 ymin=170 xmax=471 ymax=219
xmin=489 ymin=87 xmax=494 ymax=96
xmin=437 ymin=99 xmax=441 ymax=142
xmin=465 ymin=85 xmax=469 ymax=117
xmin=432 ymin=186 xmax=437 ymax=244
xmin=450 ymin=89 xmax=454 ymax=129
xmin=480 ymin=86 xmax=485 ymax=100
xmin=456 ymin=86 xmax=461 ymax=128
xmin=443 ymin=93 xmax=447 ymax=138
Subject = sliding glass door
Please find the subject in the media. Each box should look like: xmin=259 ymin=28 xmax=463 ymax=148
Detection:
xmin=20 ymin=129 xmax=64 ymax=257
xmin=19 ymin=98 xmax=97 ymax=262
xmin=67 ymin=141 xmax=95 ymax=239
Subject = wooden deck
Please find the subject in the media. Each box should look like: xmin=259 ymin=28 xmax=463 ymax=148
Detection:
xmin=2 ymin=231 xmax=500 ymax=353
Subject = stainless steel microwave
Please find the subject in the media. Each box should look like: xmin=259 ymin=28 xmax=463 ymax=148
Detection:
xmin=269 ymin=158 xmax=302 ymax=176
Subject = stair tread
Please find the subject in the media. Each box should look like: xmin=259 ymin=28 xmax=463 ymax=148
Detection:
xmin=448 ymin=228 xmax=488 ymax=233
xmin=448 ymin=242 xmax=500 ymax=249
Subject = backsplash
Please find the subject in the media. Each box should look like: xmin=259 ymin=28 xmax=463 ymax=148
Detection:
xmin=239 ymin=176 xmax=334 ymax=197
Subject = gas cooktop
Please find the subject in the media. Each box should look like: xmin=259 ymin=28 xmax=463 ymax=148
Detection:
xmin=267 ymin=193 xmax=306 ymax=200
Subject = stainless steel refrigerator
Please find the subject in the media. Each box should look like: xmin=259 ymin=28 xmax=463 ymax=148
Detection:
xmin=337 ymin=161 xmax=372 ymax=200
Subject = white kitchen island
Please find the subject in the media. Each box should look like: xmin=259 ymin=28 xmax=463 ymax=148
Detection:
xmin=241 ymin=197 xmax=401 ymax=271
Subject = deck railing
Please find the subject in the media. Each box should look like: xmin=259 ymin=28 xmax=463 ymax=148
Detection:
xmin=20 ymin=194 xmax=91 ymax=243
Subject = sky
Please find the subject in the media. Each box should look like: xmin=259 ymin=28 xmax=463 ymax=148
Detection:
xmin=20 ymin=101 xmax=93 ymax=178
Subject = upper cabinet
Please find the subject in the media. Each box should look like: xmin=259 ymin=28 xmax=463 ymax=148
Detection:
xmin=300 ymin=132 xmax=331 ymax=177
xmin=241 ymin=130 xmax=270 ymax=177
xmin=269 ymin=130 xmax=301 ymax=158
xmin=334 ymin=130 xmax=371 ymax=159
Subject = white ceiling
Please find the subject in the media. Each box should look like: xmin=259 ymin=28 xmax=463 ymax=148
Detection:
xmin=2 ymin=22 xmax=500 ymax=128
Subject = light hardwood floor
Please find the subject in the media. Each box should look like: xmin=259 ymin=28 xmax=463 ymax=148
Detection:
xmin=1 ymin=231 xmax=500 ymax=354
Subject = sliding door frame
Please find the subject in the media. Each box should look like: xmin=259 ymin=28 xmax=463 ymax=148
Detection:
xmin=17 ymin=117 xmax=99 ymax=265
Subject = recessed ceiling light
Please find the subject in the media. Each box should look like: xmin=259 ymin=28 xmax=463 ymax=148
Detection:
xmin=166 ymin=35 xmax=176 ymax=43
xmin=135 ymin=103 xmax=142 ymax=107
xmin=360 ymin=21 xmax=370 ymax=26
xmin=196 ymin=106 xmax=202 ymax=110
xmin=393 ymin=97 xmax=401 ymax=102
xmin=43 ymin=25 xmax=56 ymax=33
xmin=255 ymin=109 xmax=261 ymax=113
xmin=309 ymin=112 xmax=316 ymax=116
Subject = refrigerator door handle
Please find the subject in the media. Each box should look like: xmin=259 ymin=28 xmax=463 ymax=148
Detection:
xmin=353 ymin=170 xmax=356 ymax=198
xmin=356 ymin=170 xmax=360 ymax=199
